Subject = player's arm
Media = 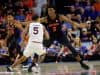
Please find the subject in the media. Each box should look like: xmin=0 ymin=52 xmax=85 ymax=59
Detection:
xmin=20 ymin=23 xmax=29 ymax=47
xmin=39 ymin=17 xmax=47 ymax=23
xmin=22 ymin=23 xmax=29 ymax=41
xmin=14 ymin=20 xmax=24 ymax=31
xmin=14 ymin=20 xmax=31 ymax=31
xmin=20 ymin=21 xmax=32 ymax=25
xmin=43 ymin=26 xmax=50 ymax=40
xmin=59 ymin=15 xmax=87 ymax=28
xmin=23 ymin=23 xmax=29 ymax=35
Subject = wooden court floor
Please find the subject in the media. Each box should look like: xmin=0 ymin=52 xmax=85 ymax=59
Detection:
xmin=0 ymin=61 xmax=100 ymax=75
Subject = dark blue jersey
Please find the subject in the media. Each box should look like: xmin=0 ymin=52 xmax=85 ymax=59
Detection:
xmin=47 ymin=15 xmax=63 ymax=36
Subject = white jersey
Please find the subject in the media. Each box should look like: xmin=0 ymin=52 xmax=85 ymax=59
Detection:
xmin=28 ymin=22 xmax=44 ymax=43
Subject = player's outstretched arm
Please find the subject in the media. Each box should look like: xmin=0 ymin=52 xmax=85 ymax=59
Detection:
xmin=39 ymin=17 xmax=47 ymax=23
xmin=60 ymin=15 xmax=87 ymax=28
xmin=43 ymin=26 xmax=50 ymax=40
xmin=14 ymin=20 xmax=24 ymax=31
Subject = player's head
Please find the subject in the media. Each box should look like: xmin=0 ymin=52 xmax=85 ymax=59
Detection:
xmin=47 ymin=6 xmax=56 ymax=16
xmin=32 ymin=15 xmax=39 ymax=21
xmin=7 ymin=13 xmax=14 ymax=22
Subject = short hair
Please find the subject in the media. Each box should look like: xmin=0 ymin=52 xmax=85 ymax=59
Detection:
xmin=32 ymin=15 xmax=39 ymax=20
xmin=47 ymin=5 xmax=56 ymax=10
xmin=47 ymin=5 xmax=57 ymax=14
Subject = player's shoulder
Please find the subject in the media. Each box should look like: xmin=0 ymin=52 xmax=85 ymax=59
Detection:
xmin=29 ymin=22 xmax=40 ymax=25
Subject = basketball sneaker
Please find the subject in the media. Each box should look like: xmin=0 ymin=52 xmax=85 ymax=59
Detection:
xmin=80 ymin=61 xmax=90 ymax=70
xmin=6 ymin=66 xmax=13 ymax=72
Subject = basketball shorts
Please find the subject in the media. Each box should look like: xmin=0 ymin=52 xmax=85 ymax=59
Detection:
xmin=23 ymin=41 xmax=46 ymax=57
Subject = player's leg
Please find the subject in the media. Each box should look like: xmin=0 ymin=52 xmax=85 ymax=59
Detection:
xmin=38 ymin=53 xmax=46 ymax=63
xmin=28 ymin=43 xmax=46 ymax=72
xmin=7 ymin=55 xmax=28 ymax=72
xmin=59 ymin=34 xmax=90 ymax=70
xmin=28 ymin=54 xmax=39 ymax=72
xmin=13 ymin=56 xmax=28 ymax=67
xmin=7 ymin=44 xmax=33 ymax=72
xmin=56 ymin=45 xmax=64 ymax=63
xmin=28 ymin=54 xmax=46 ymax=72
xmin=28 ymin=53 xmax=46 ymax=72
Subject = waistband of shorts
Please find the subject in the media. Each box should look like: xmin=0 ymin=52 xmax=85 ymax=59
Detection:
xmin=32 ymin=41 xmax=42 ymax=43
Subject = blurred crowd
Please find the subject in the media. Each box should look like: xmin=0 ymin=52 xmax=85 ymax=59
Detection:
xmin=0 ymin=0 xmax=100 ymax=64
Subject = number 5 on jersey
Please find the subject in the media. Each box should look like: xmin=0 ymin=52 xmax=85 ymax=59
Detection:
xmin=33 ymin=27 xmax=38 ymax=34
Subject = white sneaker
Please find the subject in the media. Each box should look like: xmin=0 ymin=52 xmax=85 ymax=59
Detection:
xmin=7 ymin=66 xmax=13 ymax=72
xmin=32 ymin=66 xmax=40 ymax=73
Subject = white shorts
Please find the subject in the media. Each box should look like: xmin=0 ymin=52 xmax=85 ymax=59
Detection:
xmin=23 ymin=41 xmax=46 ymax=57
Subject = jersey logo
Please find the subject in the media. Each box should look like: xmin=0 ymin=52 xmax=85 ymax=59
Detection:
xmin=56 ymin=20 xmax=58 ymax=22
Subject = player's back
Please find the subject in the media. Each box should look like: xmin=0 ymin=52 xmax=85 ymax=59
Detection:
xmin=28 ymin=22 xmax=44 ymax=43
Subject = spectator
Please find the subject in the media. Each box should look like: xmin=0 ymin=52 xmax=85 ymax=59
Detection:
xmin=93 ymin=0 xmax=100 ymax=13
xmin=90 ymin=21 xmax=100 ymax=38
xmin=78 ymin=7 xmax=86 ymax=22
xmin=95 ymin=39 xmax=100 ymax=55
xmin=89 ymin=37 xmax=98 ymax=55
xmin=80 ymin=28 xmax=92 ymax=42
xmin=33 ymin=0 xmax=47 ymax=17
xmin=47 ymin=40 xmax=61 ymax=56
xmin=0 ymin=40 xmax=9 ymax=57
xmin=0 ymin=21 xmax=7 ymax=39
xmin=86 ymin=21 xmax=91 ymax=31
xmin=0 ymin=39 xmax=9 ymax=64
xmin=72 ymin=37 xmax=81 ymax=52
xmin=23 ymin=0 xmax=35 ymax=8
xmin=0 ymin=9 xmax=3 ymax=22
xmin=72 ymin=37 xmax=89 ymax=59
xmin=25 ymin=9 xmax=36 ymax=21
xmin=70 ymin=6 xmax=82 ymax=23
xmin=80 ymin=46 xmax=89 ymax=59
xmin=15 ymin=9 xmax=26 ymax=22
xmin=85 ymin=6 xmax=99 ymax=20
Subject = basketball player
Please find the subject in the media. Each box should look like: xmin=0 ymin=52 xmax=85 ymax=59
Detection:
xmin=7 ymin=15 xmax=50 ymax=72
xmin=40 ymin=6 xmax=90 ymax=70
